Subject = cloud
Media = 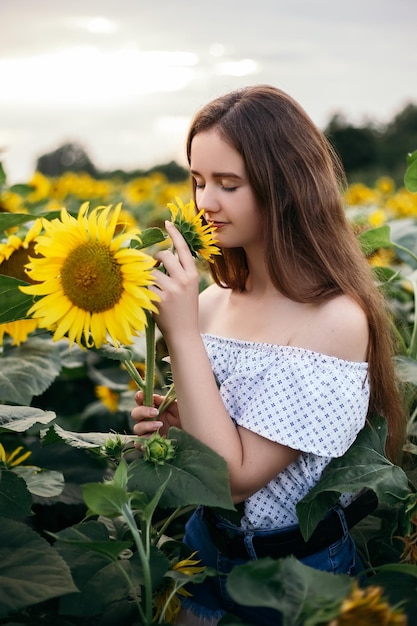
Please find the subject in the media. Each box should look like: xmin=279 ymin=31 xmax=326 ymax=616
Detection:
xmin=0 ymin=0 xmax=416 ymax=182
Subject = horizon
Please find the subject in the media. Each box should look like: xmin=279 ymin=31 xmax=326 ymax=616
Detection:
xmin=1 ymin=0 xmax=416 ymax=183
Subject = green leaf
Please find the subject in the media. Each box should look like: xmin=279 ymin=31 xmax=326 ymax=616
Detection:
xmin=54 ymin=520 xmax=167 ymax=617
xmin=405 ymin=150 xmax=417 ymax=192
xmin=13 ymin=466 xmax=65 ymax=498
xmin=83 ymin=482 xmax=132 ymax=518
xmin=41 ymin=422 xmax=135 ymax=450
xmin=92 ymin=343 xmax=134 ymax=362
xmin=131 ymin=227 xmax=166 ymax=250
xmin=0 ymin=470 xmax=33 ymax=520
xmin=0 ymin=275 xmax=33 ymax=323
xmin=0 ymin=337 xmax=61 ymax=404
xmin=59 ymin=546 xmax=167 ymax=617
xmin=389 ymin=218 xmax=417 ymax=268
xmin=296 ymin=416 xmax=410 ymax=540
xmin=374 ymin=563 xmax=417 ymax=577
xmin=0 ymin=162 xmax=6 ymax=188
xmin=357 ymin=224 xmax=393 ymax=255
xmin=60 ymin=559 xmax=137 ymax=617
xmin=395 ymin=354 xmax=417 ymax=386
xmin=113 ymin=456 xmax=129 ymax=489
xmin=9 ymin=183 xmax=34 ymax=197
xmin=226 ymin=556 xmax=352 ymax=625
xmin=128 ymin=427 xmax=234 ymax=511
xmin=55 ymin=518 xmax=112 ymax=542
xmin=372 ymin=265 xmax=400 ymax=283
xmin=0 ymin=213 xmax=36 ymax=231
xmin=141 ymin=472 xmax=172 ymax=527
xmin=50 ymin=523 xmax=133 ymax=561
xmin=0 ymin=516 xmax=77 ymax=618
xmin=366 ymin=567 xmax=417 ymax=625
xmin=0 ymin=404 xmax=56 ymax=432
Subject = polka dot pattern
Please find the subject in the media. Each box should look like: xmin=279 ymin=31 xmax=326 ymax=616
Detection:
xmin=202 ymin=334 xmax=370 ymax=529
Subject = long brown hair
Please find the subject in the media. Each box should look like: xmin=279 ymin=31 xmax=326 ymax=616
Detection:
xmin=186 ymin=84 xmax=405 ymax=461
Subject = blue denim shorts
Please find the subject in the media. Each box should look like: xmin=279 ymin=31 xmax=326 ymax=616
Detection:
xmin=181 ymin=505 xmax=363 ymax=625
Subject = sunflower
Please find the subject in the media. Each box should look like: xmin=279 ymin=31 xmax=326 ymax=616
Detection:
xmin=0 ymin=221 xmax=42 ymax=343
xmin=328 ymin=583 xmax=407 ymax=626
xmin=95 ymin=385 xmax=119 ymax=413
xmin=153 ymin=552 xmax=206 ymax=623
xmin=0 ymin=189 xmax=26 ymax=216
xmin=0 ymin=319 xmax=39 ymax=346
xmin=27 ymin=171 xmax=52 ymax=204
xmin=167 ymin=196 xmax=220 ymax=262
xmin=368 ymin=248 xmax=395 ymax=268
xmin=0 ymin=443 xmax=32 ymax=468
xmin=0 ymin=219 xmax=43 ymax=282
xmin=20 ymin=202 xmax=160 ymax=349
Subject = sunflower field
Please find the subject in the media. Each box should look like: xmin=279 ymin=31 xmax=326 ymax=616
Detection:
xmin=1 ymin=155 xmax=417 ymax=625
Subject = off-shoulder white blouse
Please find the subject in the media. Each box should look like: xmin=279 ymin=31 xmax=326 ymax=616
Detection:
xmin=202 ymin=334 xmax=370 ymax=530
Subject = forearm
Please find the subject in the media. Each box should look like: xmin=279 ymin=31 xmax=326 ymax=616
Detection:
xmin=165 ymin=331 xmax=245 ymax=470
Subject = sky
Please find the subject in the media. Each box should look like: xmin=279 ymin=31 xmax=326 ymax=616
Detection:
xmin=1 ymin=0 xmax=416 ymax=184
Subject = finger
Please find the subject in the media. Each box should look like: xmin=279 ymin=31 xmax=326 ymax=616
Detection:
xmin=150 ymin=266 xmax=172 ymax=287
xmin=131 ymin=405 xmax=159 ymax=421
xmin=134 ymin=392 xmax=165 ymax=406
xmin=133 ymin=420 xmax=163 ymax=436
xmin=165 ymin=221 xmax=196 ymax=266
xmin=152 ymin=394 xmax=166 ymax=407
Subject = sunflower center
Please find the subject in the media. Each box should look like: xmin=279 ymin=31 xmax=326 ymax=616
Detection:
xmin=1 ymin=243 xmax=39 ymax=283
xmin=61 ymin=242 xmax=123 ymax=312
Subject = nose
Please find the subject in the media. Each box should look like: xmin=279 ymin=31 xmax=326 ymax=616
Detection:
xmin=197 ymin=184 xmax=220 ymax=219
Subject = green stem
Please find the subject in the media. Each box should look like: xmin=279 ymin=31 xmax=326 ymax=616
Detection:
xmin=123 ymin=359 xmax=146 ymax=391
xmin=159 ymin=581 xmax=184 ymax=624
xmin=407 ymin=275 xmax=417 ymax=359
xmin=143 ymin=516 xmax=152 ymax=562
xmin=144 ymin=311 xmax=156 ymax=407
xmin=157 ymin=383 xmax=177 ymax=416
xmin=388 ymin=317 xmax=408 ymax=356
xmin=114 ymin=559 xmax=146 ymax=623
xmin=153 ymin=506 xmax=182 ymax=540
xmin=393 ymin=241 xmax=417 ymax=266
xmin=121 ymin=502 xmax=153 ymax=624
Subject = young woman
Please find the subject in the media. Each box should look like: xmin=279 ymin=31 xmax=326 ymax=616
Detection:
xmin=131 ymin=85 xmax=405 ymax=625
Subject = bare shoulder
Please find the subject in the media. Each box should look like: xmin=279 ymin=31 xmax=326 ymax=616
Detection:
xmin=199 ymin=282 xmax=226 ymax=307
xmin=198 ymin=283 xmax=229 ymax=331
xmin=296 ymin=295 xmax=369 ymax=362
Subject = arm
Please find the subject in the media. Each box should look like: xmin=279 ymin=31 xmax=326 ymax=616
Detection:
xmin=142 ymin=222 xmax=299 ymax=502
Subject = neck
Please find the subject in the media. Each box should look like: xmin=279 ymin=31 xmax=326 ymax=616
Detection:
xmin=244 ymin=254 xmax=276 ymax=297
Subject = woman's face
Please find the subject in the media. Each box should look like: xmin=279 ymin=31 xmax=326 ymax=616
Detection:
xmin=190 ymin=129 xmax=263 ymax=251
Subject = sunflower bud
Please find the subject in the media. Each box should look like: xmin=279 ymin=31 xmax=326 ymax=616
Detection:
xmin=102 ymin=433 xmax=124 ymax=457
xmin=142 ymin=431 xmax=176 ymax=465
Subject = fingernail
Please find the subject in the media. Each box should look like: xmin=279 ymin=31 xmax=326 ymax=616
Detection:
xmin=149 ymin=408 xmax=159 ymax=417
xmin=153 ymin=421 xmax=163 ymax=430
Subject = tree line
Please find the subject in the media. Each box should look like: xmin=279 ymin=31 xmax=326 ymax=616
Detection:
xmin=324 ymin=102 xmax=417 ymax=185
xmin=36 ymin=102 xmax=417 ymax=186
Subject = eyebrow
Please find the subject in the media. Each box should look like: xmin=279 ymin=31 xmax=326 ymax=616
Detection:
xmin=190 ymin=169 xmax=243 ymax=180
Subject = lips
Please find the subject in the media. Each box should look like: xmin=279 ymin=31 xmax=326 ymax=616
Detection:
xmin=210 ymin=221 xmax=228 ymax=228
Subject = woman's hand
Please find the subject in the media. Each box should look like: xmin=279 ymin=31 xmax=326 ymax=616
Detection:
xmin=150 ymin=222 xmax=200 ymax=342
xmin=131 ymin=391 xmax=181 ymax=438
